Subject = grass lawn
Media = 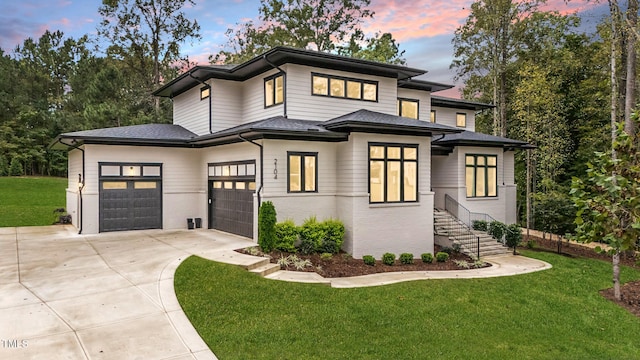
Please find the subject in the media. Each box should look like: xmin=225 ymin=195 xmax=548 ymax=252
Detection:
xmin=175 ymin=250 xmax=640 ymax=360
xmin=0 ymin=176 xmax=67 ymax=227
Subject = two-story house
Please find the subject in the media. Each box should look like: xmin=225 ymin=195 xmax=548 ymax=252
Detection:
xmin=53 ymin=47 xmax=527 ymax=258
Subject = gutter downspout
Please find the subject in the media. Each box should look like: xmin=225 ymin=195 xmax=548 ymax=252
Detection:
xmin=263 ymin=55 xmax=287 ymax=118
xmin=188 ymin=72 xmax=213 ymax=134
xmin=57 ymin=139 xmax=85 ymax=234
xmin=238 ymin=134 xmax=263 ymax=206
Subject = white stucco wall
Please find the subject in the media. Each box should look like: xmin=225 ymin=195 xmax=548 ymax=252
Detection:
xmin=77 ymin=144 xmax=204 ymax=234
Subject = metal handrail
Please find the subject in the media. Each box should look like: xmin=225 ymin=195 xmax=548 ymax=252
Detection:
xmin=444 ymin=194 xmax=496 ymax=228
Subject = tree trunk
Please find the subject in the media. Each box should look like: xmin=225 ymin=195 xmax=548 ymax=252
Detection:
xmin=624 ymin=0 xmax=638 ymax=135
xmin=613 ymin=249 xmax=621 ymax=300
xmin=610 ymin=0 xmax=620 ymax=156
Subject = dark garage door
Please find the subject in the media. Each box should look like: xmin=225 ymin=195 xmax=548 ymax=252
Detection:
xmin=208 ymin=161 xmax=256 ymax=238
xmin=99 ymin=163 xmax=162 ymax=232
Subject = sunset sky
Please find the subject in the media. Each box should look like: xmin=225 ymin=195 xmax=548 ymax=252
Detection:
xmin=0 ymin=0 xmax=604 ymax=97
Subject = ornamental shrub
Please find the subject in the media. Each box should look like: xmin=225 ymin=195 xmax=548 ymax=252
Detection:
xmin=436 ymin=252 xmax=449 ymax=262
xmin=400 ymin=253 xmax=414 ymax=265
xmin=320 ymin=252 xmax=333 ymax=261
xmin=298 ymin=216 xmax=324 ymax=254
xmin=363 ymin=255 xmax=375 ymax=266
xmin=320 ymin=218 xmax=345 ymax=253
xmin=0 ymin=156 xmax=8 ymax=176
xmin=382 ymin=252 xmax=396 ymax=265
xmin=505 ymin=223 xmax=523 ymax=255
xmin=488 ymin=221 xmax=507 ymax=241
xmin=472 ymin=220 xmax=488 ymax=231
xmin=274 ymin=219 xmax=298 ymax=252
xmin=421 ymin=253 xmax=433 ymax=263
xmin=258 ymin=201 xmax=277 ymax=252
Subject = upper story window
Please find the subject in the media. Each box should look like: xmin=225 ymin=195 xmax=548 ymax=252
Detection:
xmin=265 ymin=73 xmax=284 ymax=108
xmin=456 ymin=112 xmax=467 ymax=127
xmin=200 ymin=86 xmax=210 ymax=100
xmin=430 ymin=110 xmax=436 ymax=123
xmin=312 ymin=73 xmax=377 ymax=102
xmin=397 ymin=98 xmax=419 ymax=119
xmin=288 ymin=152 xmax=317 ymax=192
xmin=465 ymin=154 xmax=497 ymax=198
xmin=369 ymin=143 xmax=418 ymax=203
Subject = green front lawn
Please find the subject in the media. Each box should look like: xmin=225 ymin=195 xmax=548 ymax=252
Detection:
xmin=175 ymin=251 xmax=640 ymax=360
xmin=0 ymin=176 xmax=67 ymax=227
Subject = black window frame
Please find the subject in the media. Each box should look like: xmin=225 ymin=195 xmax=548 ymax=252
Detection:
xmin=287 ymin=152 xmax=318 ymax=193
xmin=465 ymin=154 xmax=498 ymax=198
xmin=200 ymin=86 xmax=210 ymax=100
xmin=311 ymin=72 xmax=378 ymax=102
xmin=368 ymin=143 xmax=419 ymax=204
xmin=397 ymin=98 xmax=419 ymax=119
xmin=264 ymin=73 xmax=284 ymax=108
xmin=456 ymin=112 xmax=467 ymax=128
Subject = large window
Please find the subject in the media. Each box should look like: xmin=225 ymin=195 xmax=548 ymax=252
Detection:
xmin=265 ymin=73 xmax=284 ymax=107
xmin=397 ymin=98 xmax=419 ymax=119
xmin=465 ymin=154 xmax=497 ymax=198
xmin=312 ymin=73 xmax=377 ymax=102
xmin=369 ymin=144 xmax=418 ymax=203
xmin=288 ymin=152 xmax=317 ymax=192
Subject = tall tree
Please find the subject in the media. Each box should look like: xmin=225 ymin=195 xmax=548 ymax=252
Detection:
xmin=98 ymin=0 xmax=201 ymax=118
xmin=452 ymin=0 xmax=542 ymax=136
xmin=212 ymin=0 xmax=405 ymax=64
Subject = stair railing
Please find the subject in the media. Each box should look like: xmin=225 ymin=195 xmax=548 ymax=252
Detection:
xmin=445 ymin=194 xmax=496 ymax=229
xmin=439 ymin=195 xmax=481 ymax=260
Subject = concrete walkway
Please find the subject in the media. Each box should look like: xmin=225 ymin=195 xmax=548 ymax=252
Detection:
xmin=0 ymin=226 xmax=552 ymax=359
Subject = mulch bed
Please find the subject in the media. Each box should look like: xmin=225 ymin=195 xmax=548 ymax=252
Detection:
xmin=524 ymin=234 xmax=640 ymax=318
xmin=236 ymin=244 xmax=490 ymax=278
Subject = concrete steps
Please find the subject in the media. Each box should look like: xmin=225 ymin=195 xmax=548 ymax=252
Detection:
xmin=434 ymin=209 xmax=510 ymax=258
xmin=249 ymin=263 xmax=282 ymax=276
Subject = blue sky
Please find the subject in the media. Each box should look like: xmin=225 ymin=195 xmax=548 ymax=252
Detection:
xmin=0 ymin=0 xmax=603 ymax=97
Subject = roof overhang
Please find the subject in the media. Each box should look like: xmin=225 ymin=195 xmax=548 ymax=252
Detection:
xmin=431 ymin=96 xmax=494 ymax=111
xmin=154 ymin=47 xmax=428 ymax=98
xmin=398 ymin=79 xmax=453 ymax=93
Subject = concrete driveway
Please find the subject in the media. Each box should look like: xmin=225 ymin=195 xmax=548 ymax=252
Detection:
xmin=0 ymin=225 xmax=255 ymax=360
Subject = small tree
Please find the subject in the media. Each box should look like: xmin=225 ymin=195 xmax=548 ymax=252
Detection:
xmin=0 ymin=156 xmax=8 ymax=176
xmin=258 ymin=201 xmax=277 ymax=252
xmin=9 ymin=157 xmax=22 ymax=176
xmin=505 ymin=224 xmax=523 ymax=255
xmin=571 ymin=118 xmax=640 ymax=300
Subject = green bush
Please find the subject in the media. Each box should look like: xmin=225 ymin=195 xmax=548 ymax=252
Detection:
xmin=436 ymin=252 xmax=449 ymax=262
xmin=298 ymin=216 xmax=324 ymax=254
xmin=0 ymin=156 xmax=8 ymax=176
xmin=382 ymin=252 xmax=396 ymax=266
xmin=505 ymin=223 xmax=523 ymax=254
xmin=399 ymin=253 xmax=414 ymax=265
xmin=421 ymin=253 xmax=433 ymax=263
xmin=258 ymin=201 xmax=277 ymax=252
xmin=9 ymin=157 xmax=22 ymax=176
xmin=488 ymin=221 xmax=507 ymax=241
xmin=320 ymin=252 xmax=333 ymax=261
xmin=363 ymin=255 xmax=375 ymax=266
xmin=439 ymin=247 xmax=453 ymax=254
xmin=320 ymin=218 xmax=345 ymax=253
xmin=472 ymin=220 xmax=488 ymax=231
xmin=274 ymin=219 xmax=298 ymax=252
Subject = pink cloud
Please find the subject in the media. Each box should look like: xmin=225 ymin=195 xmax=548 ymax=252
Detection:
xmin=365 ymin=0 xmax=596 ymax=43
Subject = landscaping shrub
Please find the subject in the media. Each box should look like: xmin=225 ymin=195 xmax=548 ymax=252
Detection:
xmin=472 ymin=220 xmax=488 ymax=231
xmin=320 ymin=253 xmax=333 ymax=261
xmin=382 ymin=252 xmax=396 ymax=265
xmin=436 ymin=252 xmax=449 ymax=262
xmin=0 ymin=156 xmax=8 ymax=176
xmin=363 ymin=255 xmax=375 ymax=266
xmin=421 ymin=253 xmax=433 ymax=263
xmin=320 ymin=218 xmax=345 ymax=253
xmin=439 ymin=247 xmax=453 ymax=254
xmin=400 ymin=253 xmax=414 ymax=265
xmin=298 ymin=216 xmax=324 ymax=254
xmin=505 ymin=223 xmax=523 ymax=255
xmin=488 ymin=221 xmax=507 ymax=241
xmin=258 ymin=201 xmax=277 ymax=252
xmin=274 ymin=219 xmax=298 ymax=252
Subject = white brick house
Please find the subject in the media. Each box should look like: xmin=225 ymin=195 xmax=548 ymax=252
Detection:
xmin=53 ymin=47 xmax=527 ymax=258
